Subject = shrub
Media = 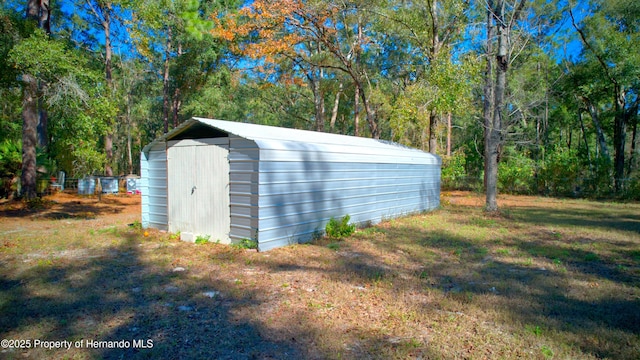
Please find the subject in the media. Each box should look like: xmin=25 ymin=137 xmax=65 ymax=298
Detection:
xmin=0 ymin=140 xmax=21 ymax=179
xmin=441 ymin=150 xmax=467 ymax=190
xmin=325 ymin=215 xmax=356 ymax=239
xmin=232 ymin=238 xmax=258 ymax=250
xmin=195 ymin=235 xmax=210 ymax=244
xmin=538 ymin=147 xmax=582 ymax=197
xmin=582 ymin=156 xmax=614 ymax=198
xmin=498 ymin=152 xmax=536 ymax=194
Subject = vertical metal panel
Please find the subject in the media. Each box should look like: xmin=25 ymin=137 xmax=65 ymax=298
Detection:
xmin=167 ymin=139 xmax=230 ymax=242
xmin=228 ymin=136 xmax=259 ymax=243
xmin=167 ymin=144 xmax=196 ymax=233
xmin=196 ymin=143 xmax=231 ymax=242
xmin=142 ymin=142 xmax=168 ymax=230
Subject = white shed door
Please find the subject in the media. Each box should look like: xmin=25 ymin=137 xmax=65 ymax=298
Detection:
xmin=167 ymin=139 xmax=230 ymax=242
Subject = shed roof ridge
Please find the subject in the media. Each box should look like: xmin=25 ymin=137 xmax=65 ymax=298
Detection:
xmin=193 ymin=117 xmax=433 ymax=153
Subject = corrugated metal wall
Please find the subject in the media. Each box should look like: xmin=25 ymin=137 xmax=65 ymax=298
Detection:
xmin=141 ymin=141 xmax=168 ymax=230
xmin=228 ymin=136 xmax=260 ymax=243
xmin=253 ymin=140 xmax=440 ymax=251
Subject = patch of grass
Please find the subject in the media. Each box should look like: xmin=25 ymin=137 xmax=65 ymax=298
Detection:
xmin=584 ymin=253 xmax=600 ymax=262
xmin=358 ymin=226 xmax=386 ymax=236
xmin=468 ymin=216 xmax=498 ymax=227
xmin=326 ymin=242 xmax=340 ymax=251
xmin=129 ymin=220 xmax=143 ymax=230
xmin=231 ymin=238 xmax=258 ymax=250
xmin=629 ymin=250 xmax=640 ymax=263
xmin=97 ymin=226 xmax=118 ymax=235
xmin=526 ymin=324 xmax=544 ymax=336
xmin=195 ymin=235 xmax=210 ymax=244
xmin=541 ymin=345 xmax=554 ymax=359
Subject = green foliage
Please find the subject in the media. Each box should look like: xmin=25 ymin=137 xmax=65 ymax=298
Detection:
xmin=0 ymin=139 xmax=21 ymax=198
xmin=441 ymin=150 xmax=467 ymax=190
xmin=326 ymin=242 xmax=340 ymax=251
xmin=130 ymin=220 xmax=143 ymax=230
xmin=0 ymin=139 xmax=21 ymax=179
xmin=231 ymin=238 xmax=258 ymax=250
xmin=0 ymin=0 xmax=638 ymax=202
xmin=498 ymin=150 xmax=536 ymax=195
xmin=582 ymin=156 xmax=614 ymax=198
xmin=623 ymin=176 xmax=640 ymax=201
xmin=537 ymin=148 xmax=583 ymax=197
xmin=8 ymin=29 xmax=87 ymax=83
xmin=325 ymin=215 xmax=356 ymax=240
xmin=195 ymin=235 xmax=211 ymax=244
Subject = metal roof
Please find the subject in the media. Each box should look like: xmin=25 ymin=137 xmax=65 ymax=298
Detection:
xmin=143 ymin=117 xmax=441 ymax=165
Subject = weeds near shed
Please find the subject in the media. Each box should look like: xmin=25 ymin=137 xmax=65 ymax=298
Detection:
xmin=231 ymin=238 xmax=258 ymax=250
xmin=325 ymin=214 xmax=355 ymax=239
xmin=195 ymin=235 xmax=210 ymax=244
xmin=129 ymin=220 xmax=142 ymax=230
xmin=326 ymin=242 xmax=340 ymax=251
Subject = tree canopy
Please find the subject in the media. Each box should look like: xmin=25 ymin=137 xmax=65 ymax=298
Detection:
xmin=1 ymin=0 xmax=639 ymax=203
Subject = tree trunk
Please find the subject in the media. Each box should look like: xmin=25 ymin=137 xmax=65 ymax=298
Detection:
xmin=311 ymin=68 xmax=325 ymax=132
xmin=483 ymin=1 xmax=494 ymax=206
xmin=163 ymin=26 xmax=172 ymax=134
xmin=485 ymin=0 xmax=525 ymax=212
xmin=628 ymin=101 xmax=638 ymax=176
xmin=429 ymin=110 xmax=438 ymax=154
xmin=21 ymin=0 xmax=46 ymax=199
xmin=354 ymin=83 xmax=360 ymax=137
xmin=613 ymin=88 xmax=626 ymax=191
xmin=360 ymin=89 xmax=379 ymax=139
xmin=21 ymin=74 xmax=38 ymax=199
xmin=578 ymin=108 xmax=591 ymax=168
xmin=125 ymin=92 xmax=133 ymax=175
xmin=103 ymin=3 xmax=114 ymax=177
xmin=446 ymin=112 xmax=452 ymax=156
xmin=330 ymin=83 xmax=343 ymax=132
xmin=487 ymin=0 xmax=508 ymax=212
xmin=584 ymin=99 xmax=611 ymax=162
xmin=172 ymin=87 xmax=181 ymax=128
xmin=36 ymin=0 xmax=50 ymax=148
xmin=172 ymin=41 xmax=183 ymax=128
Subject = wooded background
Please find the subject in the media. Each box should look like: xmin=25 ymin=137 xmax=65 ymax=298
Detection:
xmin=1 ymin=0 xmax=638 ymax=207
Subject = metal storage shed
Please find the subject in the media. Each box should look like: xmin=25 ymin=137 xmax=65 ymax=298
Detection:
xmin=141 ymin=118 xmax=441 ymax=251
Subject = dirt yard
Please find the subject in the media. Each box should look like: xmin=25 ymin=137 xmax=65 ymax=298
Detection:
xmin=1 ymin=191 xmax=639 ymax=359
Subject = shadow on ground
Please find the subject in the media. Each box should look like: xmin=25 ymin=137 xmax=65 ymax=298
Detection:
xmin=0 ymin=234 xmax=302 ymax=359
xmin=255 ymin=216 xmax=640 ymax=359
xmin=0 ymin=197 xmax=128 ymax=220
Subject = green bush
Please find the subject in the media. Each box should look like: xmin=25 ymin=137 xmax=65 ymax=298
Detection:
xmin=622 ymin=176 xmax=640 ymax=201
xmin=441 ymin=150 xmax=467 ymax=190
xmin=582 ymin=156 xmax=613 ymax=198
xmin=498 ymin=151 xmax=536 ymax=194
xmin=325 ymin=215 xmax=356 ymax=239
xmin=0 ymin=140 xmax=21 ymax=178
xmin=195 ymin=235 xmax=210 ymax=244
xmin=232 ymin=238 xmax=258 ymax=250
xmin=538 ymin=147 xmax=582 ymax=197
